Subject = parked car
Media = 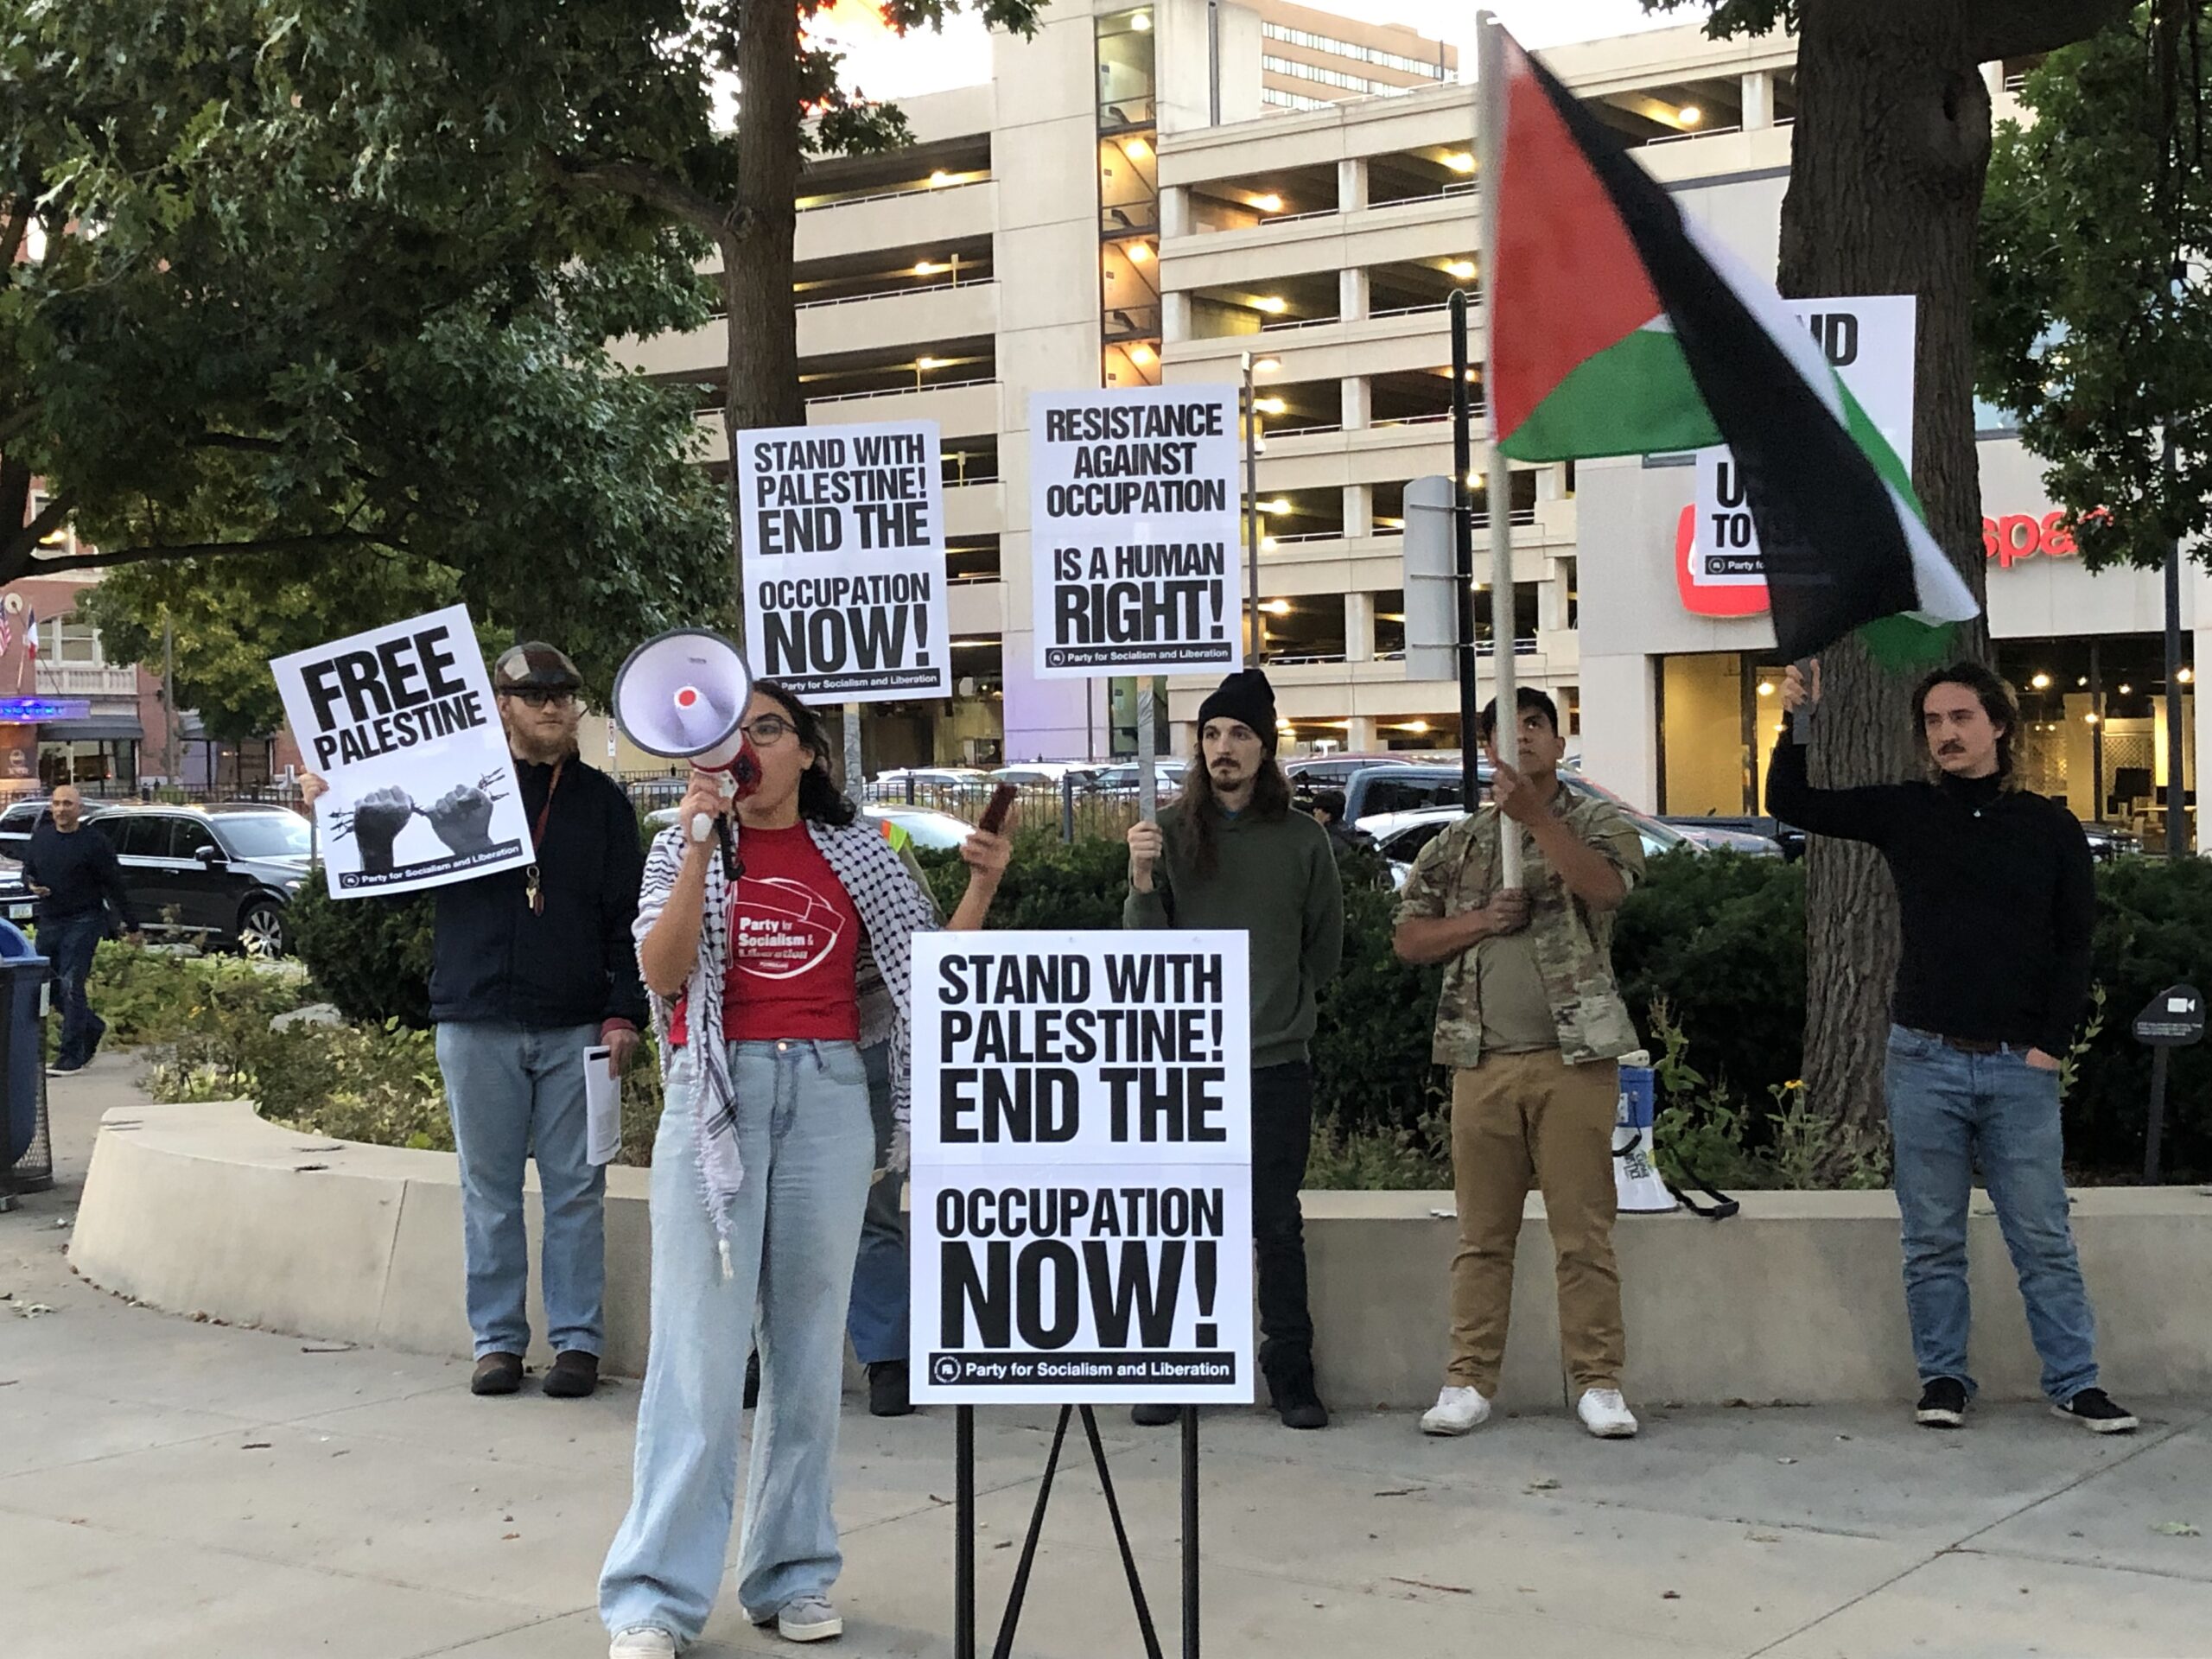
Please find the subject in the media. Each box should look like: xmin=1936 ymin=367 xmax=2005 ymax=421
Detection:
xmin=990 ymin=763 xmax=1102 ymax=791
xmin=1283 ymin=752 xmax=1456 ymax=794
xmin=1316 ymin=764 xmax=1473 ymax=823
xmin=1359 ymin=800 xmax=1700 ymax=890
xmin=2082 ymin=822 xmax=2143 ymax=861
xmin=1086 ymin=760 xmax=1189 ymax=795
xmin=0 ymin=855 xmax=35 ymax=930
xmin=871 ymin=766 xmax=992 ymax=791
xmin=86 ymin=804 xmax=313 ymax=956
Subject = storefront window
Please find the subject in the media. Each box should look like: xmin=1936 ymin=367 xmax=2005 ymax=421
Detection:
xmin=35 ymin=613 xmax=101 ymax=665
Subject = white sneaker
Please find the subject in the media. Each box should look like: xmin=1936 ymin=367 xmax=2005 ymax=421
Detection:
xmin=1576 ymin=1388 xmax=1638 ymax=1439
xmin=771 ymin=1595 xmax=844 ymax=1643
xmin=1420 ymin=1385 xmax=1491 ymax=1436
xmin=608 ymin=1628 xmax=677 ymax=1659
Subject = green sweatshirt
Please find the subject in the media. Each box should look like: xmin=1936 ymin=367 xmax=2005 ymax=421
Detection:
xmin=1122 ymin=801 xmax=1345 ymax=1068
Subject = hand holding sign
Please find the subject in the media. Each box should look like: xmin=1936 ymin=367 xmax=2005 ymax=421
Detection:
xmin=1126 ymin=820 xmax=1163 ymax=893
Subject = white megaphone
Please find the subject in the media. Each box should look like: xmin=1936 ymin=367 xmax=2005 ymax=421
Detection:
xmin=613 ymin=629 xmax=760 ymax=874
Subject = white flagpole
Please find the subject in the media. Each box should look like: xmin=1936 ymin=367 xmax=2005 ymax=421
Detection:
xmin=1476 ymin=10 xmax=1522 ymax=886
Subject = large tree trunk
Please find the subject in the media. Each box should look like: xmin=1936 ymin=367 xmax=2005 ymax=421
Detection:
xmin=720 ymin=0 xmax=807 ymax=622
xmin=1781 ymin=0 xmax=1994 ymax=1141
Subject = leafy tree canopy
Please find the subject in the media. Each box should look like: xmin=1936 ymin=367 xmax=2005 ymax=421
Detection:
xmin=1978 ymin=3 xmax=2212 ymax=570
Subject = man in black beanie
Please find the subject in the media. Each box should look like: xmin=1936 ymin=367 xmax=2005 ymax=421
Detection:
xmin=1125 ymin=667 xmax=1344 ymax=1427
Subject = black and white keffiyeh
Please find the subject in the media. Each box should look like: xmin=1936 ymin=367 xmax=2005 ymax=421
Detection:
xmin=634 ymin=815 xmax=937 ymax=1274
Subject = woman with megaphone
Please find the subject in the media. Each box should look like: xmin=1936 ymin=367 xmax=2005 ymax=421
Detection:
xmin=600 ymin=678 xmax=1010 ymax=1656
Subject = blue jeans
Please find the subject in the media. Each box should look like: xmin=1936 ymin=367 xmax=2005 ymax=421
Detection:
xmin=846 ymin=1041 xmax=909 ymax=1366
xmin=38 ymin=912 xmax=105 ymax=1065
xmin=601 ymin=1039 xmax=874 ymax=1639
xmin=432 ymin=1020 xmax=606 ymax=1359
xmin=1885 ymin=1024 xmax=2100 ymax=1403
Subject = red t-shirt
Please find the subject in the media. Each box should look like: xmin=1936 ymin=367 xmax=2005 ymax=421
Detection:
xmin=669 ymin=823 xmax=862 ymax=1046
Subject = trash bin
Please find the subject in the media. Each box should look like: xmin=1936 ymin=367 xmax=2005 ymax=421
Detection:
xmin=0 ymin=919 xmax=53 ymax=1196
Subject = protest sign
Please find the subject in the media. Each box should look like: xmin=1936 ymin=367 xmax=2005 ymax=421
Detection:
xmin=1028 ymin=386 xmax=1243 ymax=678
xmin=911 ymin=931 xmax=1253 ymax=1406
xmin=737 ymin=418 xmax=951 ymax=702
xmin=1685 ymin=296 xmax=1916 ymax=615
xmin=270 ymin=604 xmax=532 ymax=899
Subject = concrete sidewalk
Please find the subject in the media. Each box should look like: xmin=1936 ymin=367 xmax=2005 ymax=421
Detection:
xmin=9 ymin=1062 xmax=2212 ymax=1659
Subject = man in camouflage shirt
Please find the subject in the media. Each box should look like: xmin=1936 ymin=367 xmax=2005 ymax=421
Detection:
xmin=1394 ymin=688 xmax=1646 ymax=1440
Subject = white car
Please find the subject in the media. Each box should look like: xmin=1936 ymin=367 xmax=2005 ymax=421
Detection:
xmin=870 ymin=766 xmax=990 ymax=790
xmin=989 ymin=763 xmax=1102 ymax=789
xmin=1357 ymin=804 xmax=1699 ymax=890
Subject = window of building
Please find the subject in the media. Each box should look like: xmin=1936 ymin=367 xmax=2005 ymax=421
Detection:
xmin=1259 ymin=22 xmax=1450 ymax=79
xmin=35 ymin=613 xmax=102 ymax=665
xmin=1262 ymin=87 xmax=1335 ymax=112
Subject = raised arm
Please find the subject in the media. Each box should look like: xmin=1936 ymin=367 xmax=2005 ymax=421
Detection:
xmin=1764 ymin=661 xmax=1910 ymax=846
xmin=636 ymin=774 xmax=721 ymax=999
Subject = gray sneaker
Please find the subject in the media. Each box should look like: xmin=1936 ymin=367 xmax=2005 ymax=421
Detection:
xmin=767 ymin=1595 xmax=842 ymax=1643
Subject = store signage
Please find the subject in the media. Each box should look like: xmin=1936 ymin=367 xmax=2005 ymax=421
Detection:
xmin=1681 ymin=295 xmax=1916 ymax=618
xmin=0 ymin=697 xmax=91 ymax=721
xmin=1983 ymin=512 xmax=2078 ymax=567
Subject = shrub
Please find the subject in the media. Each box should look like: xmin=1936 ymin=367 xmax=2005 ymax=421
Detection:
xmin=288 ymin=880 xmax=436 ymax=1028
xmin=2072 ymin=856 xmax=2212 ymax=1178
xmin=89 ymin=940 xmax=311 ymax=1047
xmin=1612 ymin=849 xmax=1804 ymax=1100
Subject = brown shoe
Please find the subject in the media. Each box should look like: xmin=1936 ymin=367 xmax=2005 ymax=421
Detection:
xmin=470 ymin=1352 xmax=524 ymax=1395
xmin=542 ymin=1351 xmax=600 ymax=1399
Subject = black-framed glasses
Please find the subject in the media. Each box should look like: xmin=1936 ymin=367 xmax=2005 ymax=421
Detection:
xmin=502 ymin=687 xmax=575 ymax=708
xmin=741 ymin=715 xmax=797 ymax=745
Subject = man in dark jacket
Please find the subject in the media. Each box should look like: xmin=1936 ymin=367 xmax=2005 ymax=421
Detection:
xmin=23 ymin=783 xmax=138 ymax=1074
xmin=1771 ymin=660 xmax=2133 ymax=1436
xmin=307 ymin=642 xmax=645 ymax=1399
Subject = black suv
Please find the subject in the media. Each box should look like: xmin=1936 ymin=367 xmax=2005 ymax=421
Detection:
xmin=85 ymin=804 xmax=313 ymax=956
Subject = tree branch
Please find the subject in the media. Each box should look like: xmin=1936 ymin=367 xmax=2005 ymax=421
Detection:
xmin=22 ymin=530 xmax=402 ymax=577
xmin=20 ymin=490 xmax=73 ymax=547
xmin=0 ymin=196 xmax=28 ymax=271
xmin=1967 ymin=0 xmax=2132 ymax=64
xmin=555 ymin=157 xmax=734 ymax=241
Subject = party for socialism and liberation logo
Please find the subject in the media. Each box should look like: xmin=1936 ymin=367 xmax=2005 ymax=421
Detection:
xmin=1675 ymin=504 xmax=2088 ymax=616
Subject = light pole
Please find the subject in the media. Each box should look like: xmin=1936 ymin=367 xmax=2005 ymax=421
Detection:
xmin=1242 ymin=351 xmax=1262 ymax=662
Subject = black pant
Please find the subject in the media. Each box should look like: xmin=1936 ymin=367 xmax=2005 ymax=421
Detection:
xmin=1252 ymin=1059 xmax=1315 ymax=1376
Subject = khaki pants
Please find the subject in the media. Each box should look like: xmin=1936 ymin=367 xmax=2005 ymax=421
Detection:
xmin=1447 ymin=1051 xmax=1624 ymax=1395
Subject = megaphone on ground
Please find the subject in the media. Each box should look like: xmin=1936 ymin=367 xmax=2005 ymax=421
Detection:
xmin=613 ymin=629 xmax=760 ymax=873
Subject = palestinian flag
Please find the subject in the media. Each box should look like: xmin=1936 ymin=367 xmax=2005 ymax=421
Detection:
xmin=1487 ymin=31 xmax=1977 ymax=665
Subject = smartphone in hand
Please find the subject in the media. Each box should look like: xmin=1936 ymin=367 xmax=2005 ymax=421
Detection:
xmin=978 ymin=782 xmax=1019 ymax=836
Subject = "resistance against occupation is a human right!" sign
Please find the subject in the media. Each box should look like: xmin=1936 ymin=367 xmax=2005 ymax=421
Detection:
xmin=910 ymin=931 xmax=1252 ymax=1406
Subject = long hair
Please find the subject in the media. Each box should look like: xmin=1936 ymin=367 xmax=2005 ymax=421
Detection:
xmin=1176 ymin=749 xmax=1293 ymax=876
xmin=1913 ymin=661 xmax=2020 ymax=786
xmin=753 ymin=677 xmax=858 ymax=827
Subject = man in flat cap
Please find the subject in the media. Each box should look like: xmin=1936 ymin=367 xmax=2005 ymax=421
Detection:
xmin=306 ymin=642 xmax=645 ymax=1398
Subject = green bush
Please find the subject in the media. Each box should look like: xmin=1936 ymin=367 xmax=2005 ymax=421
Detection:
xmin=2073 ymin=856 xmax=2212 ymax=1177
xmin=288 ymin=880 xmax=437 ymax=1029
xmin=89 ymin=941 xmax=311 ymax=1047
xmin=1612 ymin=849 xmax=1804 ymax=1099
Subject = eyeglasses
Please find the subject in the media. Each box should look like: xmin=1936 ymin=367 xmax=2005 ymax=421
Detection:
xmin=501 ymin=687 xmax=575 ymax=708
xmin=741 ymin=715 xmax=797 ymax=745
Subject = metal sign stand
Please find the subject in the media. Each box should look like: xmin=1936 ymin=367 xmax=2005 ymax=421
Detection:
xmin=2133 ymin=982 xmax=2203 ymax=1184
xmin=952 ymin=1402 xmax=1202 ymax=1659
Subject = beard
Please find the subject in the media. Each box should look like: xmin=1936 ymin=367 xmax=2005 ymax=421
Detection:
xmin=507 ymin=715 xmax=582 ymax=766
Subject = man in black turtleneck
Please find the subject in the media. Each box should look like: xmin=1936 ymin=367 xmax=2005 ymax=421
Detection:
xmin=1770 ymin=660 xmax=2133 ymax=1436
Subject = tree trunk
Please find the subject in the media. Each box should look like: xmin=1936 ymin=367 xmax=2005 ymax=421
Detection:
xmin=1781 ymin=0 xmax=1993 ymax=1142
xmin=720 ymin=0 xmax=808 ymax=626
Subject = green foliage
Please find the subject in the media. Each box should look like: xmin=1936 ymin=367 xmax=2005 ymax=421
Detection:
xmin=2 ymin=0 xmax=730 ymax=697
xmin=1649 ymin=1003 xmax=1891 ymax=1191
xmin=2073 ymin=857 xmax=2212 ymax=1174
xmin=1304 ymin=1109 xmax=1451 ymax=1191
xmin=1979 ymin=7 xmax=2212 ymax=575
xmin=1612 ymin=849 xmax=1805 ymax=1101
xmin=915 ymin=833 xmax=1131 ymax=931
xmin=87 ymin=940 xmax=311 ymax=1047
xmin=1313 ymin=880 xmax=1446 ymax=1136
xmin=287 ymin=882 xmax=438 ymax=1029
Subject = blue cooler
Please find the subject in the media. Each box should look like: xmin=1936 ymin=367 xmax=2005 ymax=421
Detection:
xmin=0 ymin=919 xmax=53 ymax=1192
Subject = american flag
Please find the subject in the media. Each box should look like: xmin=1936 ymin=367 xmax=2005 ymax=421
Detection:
xmin=0 ymin=615 xmax=13 ymax=656
xmin=22 ymin=607 xmax=35 ymax=658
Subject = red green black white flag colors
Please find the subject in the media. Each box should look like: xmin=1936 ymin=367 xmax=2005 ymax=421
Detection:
xmin=1483 ymin=27 xmax=1978 ymax=665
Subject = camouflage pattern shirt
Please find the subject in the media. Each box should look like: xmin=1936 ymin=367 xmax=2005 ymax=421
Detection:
xmin=1396 ymin=793 xmax=1645 ymax=1068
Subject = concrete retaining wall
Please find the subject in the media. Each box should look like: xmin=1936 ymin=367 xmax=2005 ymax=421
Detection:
xmin=69 ymin=1101 xmax=2212 ymax=1408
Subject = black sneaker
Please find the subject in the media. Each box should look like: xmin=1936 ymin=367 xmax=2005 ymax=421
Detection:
xmin=541 ymin=1351 xmax=599 ymax=1399
xmin=1129 ymin=1402 xmax=1179 ymax=1427
xmin=1915 ymin=1376 xmax=1967 ymax=1427
xmin=47 ymin=1055 xmax=85 ymax=1076
xmin=1268 ymin=1358 xmax=1330 ymax=1431
xmin=2053 ymin=1387 xmax=2139 ymax=1434
xmin=744 ymin=1350 xmax=760 ymax=1411
xmin=868 ymin=1360 xmax=912 ymax=1418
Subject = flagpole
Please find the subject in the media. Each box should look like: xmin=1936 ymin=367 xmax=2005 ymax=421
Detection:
xmin=1476 ymin=10 xmax=1522 ymax=887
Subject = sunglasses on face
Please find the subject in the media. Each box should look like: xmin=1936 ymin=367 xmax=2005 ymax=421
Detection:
xmin=741 ymin=715 xmax=797 ymax=745
xmin=502 ymin=688 xmax=575 ymax=708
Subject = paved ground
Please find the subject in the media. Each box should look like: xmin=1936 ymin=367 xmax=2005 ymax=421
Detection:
xmin=8 ymin=1060 xmax=2212 ymax=1658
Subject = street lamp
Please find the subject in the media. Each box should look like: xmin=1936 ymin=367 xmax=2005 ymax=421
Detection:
xmin=1240 ymin=350 xmax=1262 ymax=660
